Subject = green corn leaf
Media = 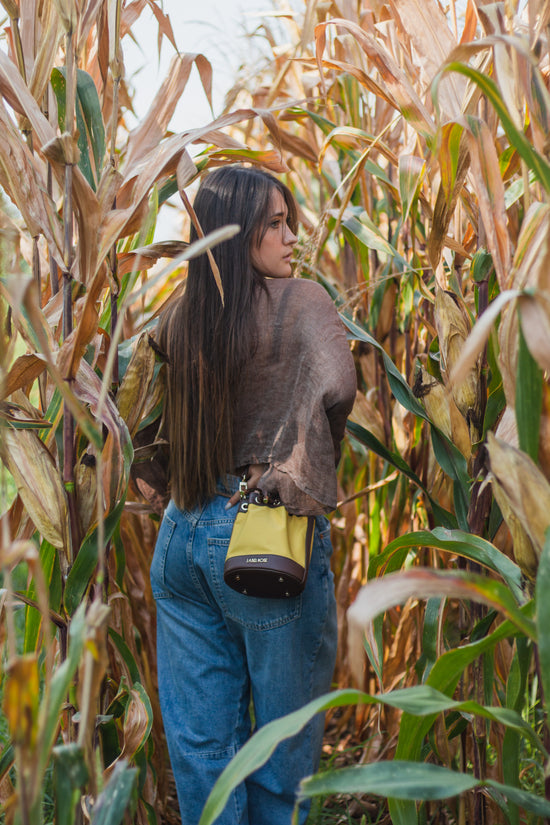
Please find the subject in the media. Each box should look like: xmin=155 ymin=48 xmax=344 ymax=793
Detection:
xmin=342 ymin=213 xmax=407 ymax=268
xmin=301 ymin=760 xmax=478 ymax=801
xmin=41 ymin=604 xmax=87 ymax=776
xmin=64 ymin=496 xmax=127 ymax=615
xmin=536 ymin=530 xmax=550 ymax=718
xmin=395 ymin=605 xmax=534 ymax=767
xmin=108 ymin=628 xmax=142 ymax=685
xmin=300 ymin=762 xmax=550 ymax=818
xmin=24 ymin=540 xmax=62 ymax=654
xmin=90 ymin=760 xmax=138 ymax=825
xmin=199 ymin=681 xmax=545 ymax=825
xmin=53 ymin=744 xmax=89 ymax=825
xmin=435 ymin=63 xmax=550 ymax=192
xmin=51 ymin=67 xmax=106 ymax=189
xmin=370 ymin=528 xmax=523 ymax=602
xmin=346 ymin=420 xmax=456 ymax=529
xmin=399 ymin=155 xmax=426 ymax=223
xmin=516 ymin=319 xmax=543 ymax=462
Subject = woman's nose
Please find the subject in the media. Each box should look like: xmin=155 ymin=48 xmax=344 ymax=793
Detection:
xmin=284 ymin=224 xmax=297 ymax=245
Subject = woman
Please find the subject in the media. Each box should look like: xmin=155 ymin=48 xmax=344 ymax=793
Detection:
xmin=151 ymin=165 xmax=357 ymax=825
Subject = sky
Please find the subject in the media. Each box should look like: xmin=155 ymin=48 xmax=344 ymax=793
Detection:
xmin=124 ymin=0 xmax=278 ymax=133
xmin=123 ymin=0 xmax=285 ymax=238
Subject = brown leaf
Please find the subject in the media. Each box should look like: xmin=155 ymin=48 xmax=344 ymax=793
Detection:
xmin=41 ymin=132 xmax=81 ymax=166
xmin=428 ymin=125 xmax=470 ymax=270
xmin=487 ymin=431 xmax=550 ymax=557
xmin=145 ymin=0 xmax=178 ymax=53
xmin=434 ymin=286 xmax=482 ymax=442
xmin=120 ymin=687 xmax=151 ymax=760
xmin=387 ymin=0 xmax=466 ymax=118
xmin=75 ymin=451 xmax=98 ymax=538
xmin=314 ymin=19 xmax=435 ymax=137
xmin=28 ymin=1 xmax=63 ymax=104
xmin=459 ymin=0 xmax=479 ymax=44
xmin=72 ymin=359 xmax=133 ymax=509
xmin=2 ymin=354 xmax=47 ymax=400
xmin=348 ymin=390 xmax=386 ymax=446
xmin=0 ymin=104 xmax=64 ymax=268
xmin=126 ymin=54 xmax=204 ymax=168
xmin=465 ymin=116 xmax=511 ymax=288
xmin=0 ymin=50 xmax=104 ymax=285
xmin=117 ymin=241 xmax=189 ymax=277
xmin=0 ymin=416 xmax=69 ymax=550
xmin=518 ymin=294 xmax=550 ymax=374
xmin=56 ymin=261 xmax=108 ymax=381
xmin=176 ymin=148 xmax=197 ymax=191
xmin=76 ymin=0 xmax=104 ymax=56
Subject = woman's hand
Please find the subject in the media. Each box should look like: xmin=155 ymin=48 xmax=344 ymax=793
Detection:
xmin=226 ymin=463 xmax=265 ymax=509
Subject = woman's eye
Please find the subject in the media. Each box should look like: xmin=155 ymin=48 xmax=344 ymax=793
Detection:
xmin=270 ymin=220 xmax=281 ymax=228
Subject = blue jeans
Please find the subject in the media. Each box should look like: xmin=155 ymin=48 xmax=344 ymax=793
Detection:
xmin=150 ymin=476 xmax=337 ymax=825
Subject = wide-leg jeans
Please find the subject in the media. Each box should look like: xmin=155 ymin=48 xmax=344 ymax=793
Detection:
xmin=150 ymin=477 xmax=338 ymax=825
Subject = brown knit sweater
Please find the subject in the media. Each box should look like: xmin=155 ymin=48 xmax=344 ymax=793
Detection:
xmin=232 ymin=277 xmax=357 ymax=515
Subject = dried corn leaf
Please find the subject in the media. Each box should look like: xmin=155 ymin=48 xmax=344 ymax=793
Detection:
xmin=73 ymin=359 xmax=133 ymax=510
xmin=126 ymin=53 xmax=210 ymax=168
xmin=315 ymin=18 xmax=435 ymax=137
xmin=120 ymin=684 xmax=153 ymax=761
xmin=117 ymin=241 xmax=189 ymax=277
xmin=0 ymin=104 xmax=64 ymax=269
xmin=77 ymin=600 xmax=111 ymax=749
xmin=2 ymin=353 xmax=47 ymax=400
xmin=490 ymin=474 xmax=539 ymax=580
xmin=52 ymin=0 xmax=77 ymax=31
xmin=517 ymin=294 xmax=550 ymax=375
xmin=0 ymin=416 xmax=69 ymax=550
xmin=28 ymin=0 xmax=63 ymax=104
xmin=428 ymin=123 xmax=470 ymax=270
xmin=348 ymin=390 xmax=386 ymax=446
xmin=56 ymin=260 xmax=108 ymax=381
xmin=465 ymin=115 xmax=510 ymax=289
xmin=487 ymin=431 xmax=550 ymax=558
xmin=387 ymin=0 xmax=466 ymax=117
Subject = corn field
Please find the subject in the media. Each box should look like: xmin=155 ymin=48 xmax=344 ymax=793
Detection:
xmin=1 ymin=0 xmax=550 ymax=823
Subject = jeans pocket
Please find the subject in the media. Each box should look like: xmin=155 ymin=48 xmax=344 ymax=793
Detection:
xmin=207 ymin=537 xmax=303 ymax=630
xmin=150 ymin=513 xmax=177 ymax=597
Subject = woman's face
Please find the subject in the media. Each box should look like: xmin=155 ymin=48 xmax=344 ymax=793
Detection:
xmin=250 ymin=189 xmax=297 ymax=279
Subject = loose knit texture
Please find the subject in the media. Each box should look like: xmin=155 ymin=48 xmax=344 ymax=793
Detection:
xmin=232 ymin=278 xmax=357 ymax=515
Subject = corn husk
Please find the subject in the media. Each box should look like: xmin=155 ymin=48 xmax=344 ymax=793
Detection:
xmin=0 ymin=414 xmax=69 ymax=551
xmin=490 ymin=472 xmax=539 ymax=580
xmin=348 ymin=389 xmax=386 ymax=445
xmin=75 ymin=451 xmax=98 ymax=538
xmin=487 ymin=431 xmax=550 ymax=566
xmin=413 ymin=366 xmax=471 ymax=461
xmin=115 ymin=333 xmax=157 ymax=439
xmin=434 ymin=286 xmax=482 ymax=444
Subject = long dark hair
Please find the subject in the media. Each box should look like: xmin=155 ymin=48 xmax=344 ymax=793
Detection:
xmin=157 ymin=165 xmax=298 ymax=509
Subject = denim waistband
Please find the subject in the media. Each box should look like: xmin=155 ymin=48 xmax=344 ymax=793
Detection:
xmin=215 ymin=473 xmax=241 ymax=497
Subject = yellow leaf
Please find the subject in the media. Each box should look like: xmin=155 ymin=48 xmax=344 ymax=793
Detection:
xmin=2 ymin=655 xmax=40 ymax=749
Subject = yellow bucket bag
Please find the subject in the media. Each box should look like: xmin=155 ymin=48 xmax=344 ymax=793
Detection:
xmin=224 ymin=487 xmax=315 ymax=598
